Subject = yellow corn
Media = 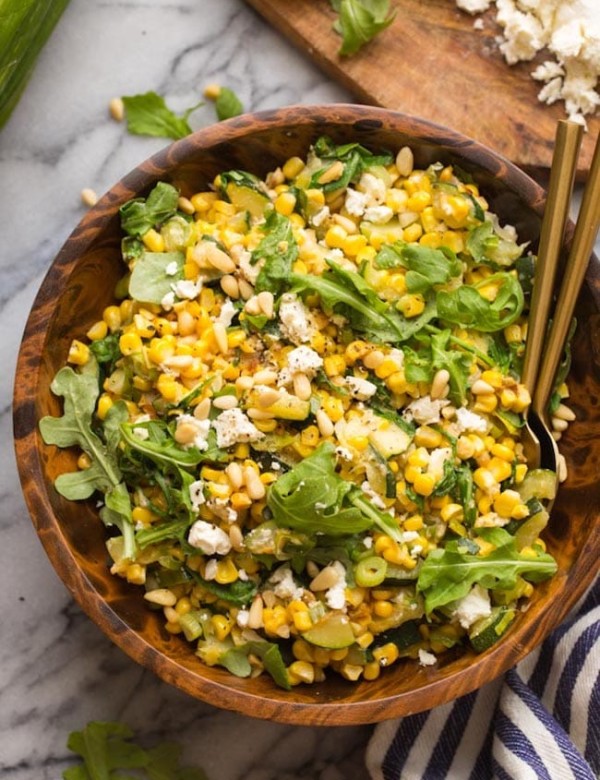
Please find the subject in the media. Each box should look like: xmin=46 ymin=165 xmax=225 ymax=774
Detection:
xmin=142 ymin=228 xmax=165 ymax=253
xmin=67 ymin=340 xmax=90 ymax=366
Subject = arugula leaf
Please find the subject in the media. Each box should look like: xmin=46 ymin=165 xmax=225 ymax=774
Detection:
xmin=63 ymin=721 xmax=208 ymax=780
xmin=431 ymin=330 xmax=472 ymax=406
xmin=417 ymin=527 xmax=557 ymax=614
xmin=252 ymin=211 xmax=298 ymax=295
xmin=120 ymin=420 xmax=218 ymax=470
xmin=120 ymin=182 xmax=180 ymax=238
xmin=215 ymin=86 xmax=243 ymax=120
xmin=268 ymin=442 xmax=404 ymax=542
xmin=89 ymin=333 xmax=121 ymax=367
xmin=466 ymin=221 xmax=523 ymax=268
xmin=331 ymin=0 xmax=396 ymax=56
xmin=128 ymin=250 xmax=185 ymax=304
xmin=39 ymin=359 xmax=121 ymax=498
xmin=122 ymin=91 xmax=203 ymax=139
xmin=310 ymin=136 xmax=393 ymax=192
xmin=437 ymin=272 xmax=524 ymax=332
xmin=193 ymin=575 xmax=257 ymax=606
xmin=376 ymin=242 xmax=462 ymax=293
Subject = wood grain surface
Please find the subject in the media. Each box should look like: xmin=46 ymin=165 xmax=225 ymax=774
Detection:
xmin=243 ymin=0 xmax=600 ymax=176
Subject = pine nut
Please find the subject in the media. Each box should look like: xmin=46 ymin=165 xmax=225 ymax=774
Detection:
xmin=255 ymin=385 xmax=281 ymax=407
xmin=212 ymin=394 xmax=238 ymax=410
xmin=440 ymin=404 xmax=456 ymax=420
xmin=174 ymin=422 xmax=199 ymax=445
xmin=193 ymin=397 xmax=211 ymax=420
xmin=144 ymin=588 xmax=177 ymax=606
xmin=163 ymin=605 xmax=179 ymax=623
xmin=554 ymin=403 xmax=576 ymax=422
xmin=257 ymin=291 xmax=275 ymax=318
xmin=247 ymin=595 xmax=265 ymax=629
xmin=236 ymin=375 xmax=255 ymax=392
xmin=81 ymin=188 xmax=98 ymax=207
xmin=162 ymin=354 xmax=193 ymax=371
xmin=177 ymin=196 xmax=195 ymax=215
xmin=318 ymin=160 xmax=344 ymax=184
xmin=363 ymin=349 xmax=385 ymax=370
xmin=177 ymin=309 xmax=196 ymax=336
xmin=552 ymin=431 xmax=562 ymax=441
xmin=229 ymin=523 xmax=245 ymax=551
xmin=306 ymin=560 xmax=320 ymax=579
xmin=244 ymin=296 xmax=262 ymax=316
xmin=558 ymin=453 xmax=568 ymax=482
xmin=551 ymin=417 xmax=568 ymax=432
xmin=238 ymin=279 xmax=254 ymax=300
xmin=220 ymin=274 xmax=240 ymax=299
xmin=396 ymin=146 xmax=414 ymax=177
xmin=310 ymin=565 xmax=340 ymax=591
xmin=213 ymin=322 xmax=229 ymax=354
xmin=471 ymin=379 xmax=495 ymax=394
xmin=226 ymin=462 xmax=244 ymax=490
xmin=431 ymin=369 xmax=450 ymax=400
xmin=244 ymin=467 xmax=266 ymax=500
xmin=246 ymin=407 xmax=275 ymax=420
xmin=109 ymin=97 xmax=124 ymax=121
xmin=293 ymin=372 xmax=312 ymax=401
xmin=197 ymin=242 xmax=237 ymax=274
xmin=253 ymin=369 xmax=278 ymax=384
xmin=332 ymin=214 xmax=358 ymax=234
xmin=316 ymin=408 xmax=334 ymax=437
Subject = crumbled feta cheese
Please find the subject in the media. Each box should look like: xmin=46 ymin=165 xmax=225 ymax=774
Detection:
xmin=132 ymin=426 xmax=149 ymax=440
xmin=456 ymin=0 xmax=490 ymax=12
xmin=238 ymin=250 xmax=262 ymax=285
xmin=455 ymin=406 xmax=489 ymax=433
xmin=287 ymin=345 xmax=324 ymax=377
xmin=404 ymin=395 xmax=450 ymax=425
xmin=161 ymin=291 xmax=176 ymax=311
xmin=418 ymin=649 xmax=438 ymax=667
xmin=278 ymin=293 xmax=315 ymax=344
xmin=238 ymin=568 xmax=249 ymax=581
xmin=345 ymin=188 xmax=369 ymax=216
xmin=361 ymin=480 xmax=387 ymax=509
xmin=215 ymin=298 xmax=237 ymax=328
xmin=453 ymin=584 xmax=492 ymax=629
xmin=345 ymin=375 xmax=378 ymax=401
xmin=358 ymin=172 xmax=386 ymax=204
xmin=165 ymin=260 xmax=179 ymax=276
xmin=172 ymin=279 xmax=202 ymax=300
xmin=206 ymin=498 xmax=237 ymax=524
xmin=189 ymin=479 xmax=206 ymax=511
xmin=204 ymin=558 xmax=218 ymax=580
xmin=427 ymin=447 xmax=453 ymax=479
xmin=212 ymin=408 xmax=264 ymax=449
xmin=325 ymin=561 xmax=347 ymax=610
xmin=363 ymin=205 xmax=394 ymax=224
xmin=311 ymin=206 xmax=330 ymax=227
xmin=188 ymin=521 xmax=232 ymax=555
xmin=236 ymin=609 xmax=250 ymax=627
xmin=336 ymin=446 xmax=354 ymax=461
xmin=175 ymin=414 xmax=211 ymax=451
xmin=268 ymin=564 xmax=305 ymax=601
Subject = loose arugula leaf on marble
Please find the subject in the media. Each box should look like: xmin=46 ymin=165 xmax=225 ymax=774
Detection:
xmin=62 ymin=720 xmax=208 ymax=780
xmin=39 ymin=358 xmax=122 ymax=498
xmin=120 ymin=182 xmax=181 ymax=237
xmin=215 ymin=86 xmax=243 ymax=120
xmin=268 ymin=442 xmax=404 ymax=542
xmin=417 ymin=527 xmax=557 ymax=614
xmin=122 ymin=90 xmax=203 ymax=140
xmin=330 ymin=0 xmax=395 ymax=56
xmin=128 ymin=250 xmax=185 ymax=304
xmin=252 ymin=211 xmax=298 ymax=296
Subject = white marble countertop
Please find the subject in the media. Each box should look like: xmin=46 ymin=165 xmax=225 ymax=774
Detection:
xmin=1 ymin=2 xmax=598 ymax=778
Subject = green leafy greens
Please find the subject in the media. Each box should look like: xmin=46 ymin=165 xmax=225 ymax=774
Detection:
xmin=330 ymin=0 xmax=396 ymax=56
xmin=122 ymin=91 xmax=203 ymax=140
xmin=120 ymin=182 xmax=180 ymax=238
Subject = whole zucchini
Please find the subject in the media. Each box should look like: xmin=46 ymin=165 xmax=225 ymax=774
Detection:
xmin=0 ymin=0 xmax=70 ymax=129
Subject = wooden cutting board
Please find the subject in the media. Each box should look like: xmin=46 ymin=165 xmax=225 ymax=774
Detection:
xmin=243 ymin=0 xmax=599 ymax=177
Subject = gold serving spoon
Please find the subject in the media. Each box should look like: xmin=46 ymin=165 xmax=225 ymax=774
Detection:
xmin=531 ymin=125 xmax=600 ymax=488
xmin=520 ymin=120 xmax=583 ymax=476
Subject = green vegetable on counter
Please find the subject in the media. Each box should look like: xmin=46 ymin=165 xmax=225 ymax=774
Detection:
xmin=329 ymin=0 xmax=395 ymax=56
xmin=122 ymin=91 xmax=203 ymax=140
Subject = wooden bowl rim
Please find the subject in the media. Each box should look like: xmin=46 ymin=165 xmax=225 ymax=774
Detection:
xmin=13 ymin=104 xmax=600 ymax=725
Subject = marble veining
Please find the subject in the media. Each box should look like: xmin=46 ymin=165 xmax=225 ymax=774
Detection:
xmin=1 ymin=1 xmax=597 ymax=777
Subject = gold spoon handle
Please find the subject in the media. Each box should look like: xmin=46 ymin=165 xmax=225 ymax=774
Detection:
xmin=521 ymin=120 xmax=583 ymax=393
xmin=533 ymin=129 xmax=600 ymax=419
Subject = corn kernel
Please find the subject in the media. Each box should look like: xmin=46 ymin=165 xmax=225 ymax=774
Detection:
xmin=282 ymin=156 xmax=305 ymax=180
xmin=86 ymin=320 xmax=108 ymax=341
xmin=413 ymin=472 xmax=436 ymax=496
xmin=397 ymin=294 xmax=425 ymax=317
xmin=97 ymin=393 xmax=113 ymax=420
xmin=403 ymin=222 xmax=423 ymax=243
xmin=215 ymin=558 xmax=238 ymax=584
xmin=288 ymin=660 xmax=315 ymax=685
xmin=67 ymin=340 xmax=90 ymax=366
xmin=372 ymin=642 xmax=400 ymax=667
xmin=414 ymin=426 xmax=443 ymax=449
xmin=211 ymin=614 xmax=233 ymax=641
xmin=142 ymin=228 xmax=165 ymax=253
xmin=103 ymin=305 xmax=122 ymax=332
xmin=119 ymin=332 xmax=142 ymax=355
xmin=274 ymin=191 xmax=296 ymax=216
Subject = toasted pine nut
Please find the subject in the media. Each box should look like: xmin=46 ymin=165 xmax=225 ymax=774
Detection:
xmin=238 ymin=279 xmax=254 ymax=300
xmin=554 ymin=403 xmax=576 ymax=422
xmin=253 ymin=369 xmax=278 ymax=384
xmin=306 ymin=560 xmax=320 ymax=579
xmin=244 ymin=467 xmax=266 ymax=500
xmin=193 ymin=242 xmax=237 ymax=274
xmin=177 ymin=309 xmax=196 ymax=336
xmin=247 ymin=595 xmax=265 ymax=629
xmin=309 ymin=565 xmax=340 ymax=591
xmin=471 ymin=379 xmax=495 ymax=394
xmin=177 ymin=196 xmax=195 ymax=215
xmin=257 ymin=291 xmax=275 ymax=318
xmin=212 ymin=394 xmax=238 ymax=410
xmin=396 ymin=146 xmax=414 ymax=177
xmin=316 ymin=408 xmax=334 ymax=437
xmin=226 ymin=462 xmax=244 ymax=490
xmin=244 ymin=296 xmax=262 ymax=316
xmin=363 ymin=349 xmax=385 ymax=370
xmin=255 ymin=385 xmax=281 ymax=408
xmin=246 ymin=407 xmax=275 ymax=420
xmin=81 ymin=188 xmax=98 ymax=207
xmin=162 ymin=354 xmax=193 ymax=371
xmin=109 ymin=97 xmax=124 ymax=121
xmin=144 ymin=588 xmax=177 ymax=606
xmin=229 ymin=523 xmax=245 ymax=551
xmin=332 ymin=214 xmax=358 ymax=234
xmin=193 ymin=397 xmax=211 ymax=420
xmin=174 ymin=422 xmax=199 ymax=445
xmin=551 ymin=417 xmax=568 ymax=432
xmin=293 ymin=372 xmax=312 ymax=401
xmin=236 ymin=375 xmax=255 ymax=392
xmin=318 ymin=160 xmax=344 ymax=184
xmin=213 ymin=322 xmax=229 ymax=354
xmin=220 ymin=274 xmax=240 ymax=299
xmin=163 ymin=605 xmax=179 ymax=623
xmin=431 ymin=369 xmax=450 ymax=400
xmin=557 ymin=454 xmax=568 ymax=482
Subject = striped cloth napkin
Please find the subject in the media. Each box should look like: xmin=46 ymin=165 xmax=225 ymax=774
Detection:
xmin=366 ymin=579 xmax=599 ymax=780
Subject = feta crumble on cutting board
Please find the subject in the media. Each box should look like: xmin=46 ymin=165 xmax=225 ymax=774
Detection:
xmin=456 ymin=0 xmax=600 ymax=124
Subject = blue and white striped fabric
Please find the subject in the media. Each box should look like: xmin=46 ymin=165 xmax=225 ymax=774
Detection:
xmin=366 ymin=579 xmax=599 ymax=780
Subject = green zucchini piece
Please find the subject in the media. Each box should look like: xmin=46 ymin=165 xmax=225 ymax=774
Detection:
xmin=302 ymin=612 xmax=355 ymax=649
xmin=469 ymin=606 xmax=517 ymax=652
xmin=517 ymin=469 xmax=557 ymax=503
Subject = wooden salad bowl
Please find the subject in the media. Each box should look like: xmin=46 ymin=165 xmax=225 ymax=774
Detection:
xmin=13 ymin=105 xmax=600 ymax=725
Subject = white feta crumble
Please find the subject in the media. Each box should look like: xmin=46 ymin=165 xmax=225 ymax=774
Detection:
xmin=161 ymin=291 xmax=176 ymax=311
xmin=278 ymin=293 xmax=315 ymax=344
xmin=418 ymin=649 xmax=438 ymax=667
xmin=204 ymin=558 xmax=218 ymax=580
xmin=361 ymin=480 xmax=387 ymax=509
xmin=404 ymin=395 xmax=450 ymax=425
xmin=428 ymin=447 xmax=453 ymax=479
xmin=311 ymin=205 xmax=330 ymax=227
xmin=325 ymin=561 xmax=348 ymax=610
xmin=336 ymin=446 xmax=354 ymax=461
xmin=132 ymin=426 xmax=150 ymax=441
xmin=344 ymin=188 xmax=369 ymax=216
xmin=453 ymin=584 xmax=492 ymax=629
xmin=215 ymin=298 xmax=237 ymax=328
xmin=345 ymin=375 xmax=378 ymax=401
xmin=212 ymin=408 xmax=265 ymax=449
xmin=172 ymin=279 xmax=202 ymax=300
xmin=455 ymin=406 xmax=489 ymax=433
xmin=236 ymin=609 xmax=250 ymax=627
xmin=456 ymin=0 xmax=490 ymax=12
xmin=165 ymin=260 xmax=179 ymax=276
xmin=188 ymin=479 xmax=206 ymax=511
xmin=188 ymin=521 xmax=232 ymax=555
xmin=206 ymin=498 xmax=237 ymax=524
xmin=287 ymin=345 xmax=324 ymax=377
xmin=238 ymin=250 xmax=262 ymax=285
xmin=268 ymin=564 xmax=305 ymax=601
xmin=175 ymin=414 xmax=211 ymax=451
xmin=363 ymin=205 xmax=394 ymax=224
xmin=358 ymin=172 xmax=386 ymax=204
